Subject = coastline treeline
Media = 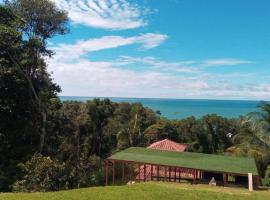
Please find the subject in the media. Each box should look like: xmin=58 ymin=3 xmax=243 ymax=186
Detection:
xmin=0 ymin=0 xmax=269 ymax=192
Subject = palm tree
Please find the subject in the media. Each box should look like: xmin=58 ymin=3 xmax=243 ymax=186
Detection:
xmin=227 ymin=102 xmax=270 ymax=175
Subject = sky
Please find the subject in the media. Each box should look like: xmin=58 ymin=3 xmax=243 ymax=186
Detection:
xmin=47 ymin=0 xmax=270 ymax=100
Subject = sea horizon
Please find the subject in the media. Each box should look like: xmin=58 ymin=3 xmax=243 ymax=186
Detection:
xmin=60 ymin=96 xmax=265 ymax=119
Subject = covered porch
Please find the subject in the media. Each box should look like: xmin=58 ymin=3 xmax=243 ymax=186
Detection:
xmin=105 ymin=147 xmax=260 ymax=190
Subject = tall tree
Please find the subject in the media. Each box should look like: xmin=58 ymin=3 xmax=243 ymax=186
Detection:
xmin=0 ymin=0 xmax=68 ymax=191
xmin=86 ymin=99 xmax=115 ymax=157
xmin=4 ymin=0 xmax=68 ymax=152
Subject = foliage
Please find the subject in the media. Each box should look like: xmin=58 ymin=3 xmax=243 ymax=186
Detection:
xmin=227 ymin=104 xmax=270 ymax=175
xmin=12 ymin=154 xmax=70 ymax=192
xmin=5 ymin=0 xmax=69 ymax=42
xmin=1 ymin=0 xmax=270 ymax=193
xmin=0 ymin=0 xmax=68 ymax=191
xmin=262 ymin=165 xmax=270 ymax=187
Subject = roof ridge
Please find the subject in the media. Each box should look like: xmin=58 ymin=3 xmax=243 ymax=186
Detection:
xmin=147 ymin=139 xmax=187 ymax=152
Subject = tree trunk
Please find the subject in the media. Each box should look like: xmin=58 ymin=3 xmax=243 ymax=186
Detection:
xmin=7 ymin=51 xmax=47 ymax=153
xmin=39 ymin=110 xmax=47 ymax=152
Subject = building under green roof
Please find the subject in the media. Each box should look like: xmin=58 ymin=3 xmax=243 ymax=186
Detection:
xmin=108 ymin=147 xmax=258 ymax=175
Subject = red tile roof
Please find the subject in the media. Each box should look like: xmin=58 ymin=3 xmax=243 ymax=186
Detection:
xmin=137 ymin=139 xmax=188 ymax=180
xmin=147 ymin=139 xmax=187 ymax=152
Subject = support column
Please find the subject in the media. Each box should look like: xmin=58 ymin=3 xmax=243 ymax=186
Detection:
xmin=169 ymin=167 xmax=171 ymax=182
xmin=223 ymin=173 xmax=227 ymax=187
xmin=105 ymin=160 xmax=108 ymax=186
xmin=144 ymin=164 xmax=146 ymax=182
xmin=248 ymin=173 xmax=253 ymax=191
xmin=164 ymin=166 xmax=167 ymax=181
xmin=138 ymin=163 xmax=141 ymax=182
xmin=193 ymin=170 xmax=196 ymax=184
xmin=254 ymin=175 xmax=260 ymax=190
xmin=178 ymin=168 xmax=181 ymax=183
xmin=112 ymin=160 xmax=115 ymax=185
xmin=121 ymin=161 xmax=125 ymax=184
xmin=174 ymin=168 xmax=176 ymax=182
xmin=157 ymin=165 xmax=160 ymax=181
xmin=257 ymin=176 xmax=260 ymax=189
xmin=150 ymin=165 xmax=153 ymax=181
xmin=130 ymin=162 xmax=134 ymax=182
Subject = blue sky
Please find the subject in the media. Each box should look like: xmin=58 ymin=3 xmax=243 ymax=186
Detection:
xmin=47 ymin=0 xmax=270 ymax=100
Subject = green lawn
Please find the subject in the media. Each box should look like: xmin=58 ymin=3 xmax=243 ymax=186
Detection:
xmin=1 ymin=182 xmax=269 ymax=200
xmin=108 ymin=147 xmax=258 ymax=175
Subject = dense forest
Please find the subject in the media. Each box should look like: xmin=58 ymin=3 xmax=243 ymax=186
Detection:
xmin=0 ymin=0 xmax=270 ymax=192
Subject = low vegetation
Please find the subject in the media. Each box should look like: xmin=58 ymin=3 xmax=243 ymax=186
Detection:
xmin=0 ymin=0 xmax=270 ymax=193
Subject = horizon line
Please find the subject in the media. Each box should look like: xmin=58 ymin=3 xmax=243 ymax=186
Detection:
xmin=59 ymin=95 xmax=268 ymax=102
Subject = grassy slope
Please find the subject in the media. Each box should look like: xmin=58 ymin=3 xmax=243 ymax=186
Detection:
xmin=1 ymin=182 xmax=269 ymax=200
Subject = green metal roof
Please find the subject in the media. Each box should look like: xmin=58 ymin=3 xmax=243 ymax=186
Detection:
xmin=108 ymin=147 xmax=258 ymax=175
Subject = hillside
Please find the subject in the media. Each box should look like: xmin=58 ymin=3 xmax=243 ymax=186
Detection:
xmin=1 ymin=182 xmax=269 ymax=200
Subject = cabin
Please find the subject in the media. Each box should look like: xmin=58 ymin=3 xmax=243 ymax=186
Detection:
xmin=105 ymin=139 xmax=260 ymax=190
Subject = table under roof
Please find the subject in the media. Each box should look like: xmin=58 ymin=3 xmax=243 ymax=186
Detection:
xmin=108 ymin=147 xmax=258 ymax=175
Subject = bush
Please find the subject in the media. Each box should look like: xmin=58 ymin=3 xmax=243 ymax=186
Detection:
xmin=12 ymin=154 xmax=71 ymax=192
xmin=262 ymin=165 xmax=270 ymax=187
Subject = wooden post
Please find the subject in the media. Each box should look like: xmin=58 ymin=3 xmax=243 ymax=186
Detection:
xmin=201 ymin=171 xmax=203 ymax=179
xmin=144 ymin=164 xmax=146 ymax=182
xmin=150 ymin=165 xmax=153 ymax=181
xmin=130 ymin=162 xmax=134 ymax=182
xmin=112 ymin=160 xmax=115 ymax=185
xmin=174 ymin=168 xmax=176 ymax=182
xmin=138 ymin=163 xmax=141 ymax=182
xmin=105 ymin=160 xmax=108 ymax=186
xmin=256 ymin=176 xmax=260 ymax=189
xmin=121 ymin=161 xmax=125 ymax=184
xmin=179 ymin=168 xmax=181 ymax=183
xmin=223 ymin=173 xmax=227 ymax=186
xmin=193 ymin=170 xmax=196 ymax=184
xmin=157 ymin=165 xmax=160 ymax=181
xmin=164 ymin=166 xmax=167 ymax=181
xmin=169 ymin=167 xmax=171 ymax=182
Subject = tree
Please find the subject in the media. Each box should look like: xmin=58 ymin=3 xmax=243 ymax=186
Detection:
xmin=4 ymin=0 xmax=68 ymax=152
xmin=227 ymin=103 xmax=270 ymax=175
xmin=112 ymin=102 xmax=159 ymax=149
xmin=5 ymin=0 xmax=68 ymax=42
xmin=0 ymin=5 xmax=37 ymax=191
xmin=144 ymin=120 xmax=178 ymax=144
xmin=0 ymin=1 xmax=68 ymax=191
xmin=86 ymin=99 xmax=115 ymax=157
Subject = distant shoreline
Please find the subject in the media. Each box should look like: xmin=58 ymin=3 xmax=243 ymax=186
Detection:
xmin=60 ymin=95 xmax=265 ymax=102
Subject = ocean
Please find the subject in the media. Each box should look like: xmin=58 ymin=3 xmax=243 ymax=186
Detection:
xmin=60 ymin=96 xmax=262 ymax=119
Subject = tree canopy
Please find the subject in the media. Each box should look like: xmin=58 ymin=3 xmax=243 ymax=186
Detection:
xmin=0 ymin=0 xmax=270 ymax=192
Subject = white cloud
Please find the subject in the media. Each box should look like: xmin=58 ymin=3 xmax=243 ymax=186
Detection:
xmin=51 ymin=33 xmax=168 ymax=61
xmin=48 ymin=39 xmax=269 ymax=100
xmin=52 ymin=0 xmax=151 ymax=30
xmin=49 ymin=58 xmax=209 ymax=98
xmin=116 ymin=56 xmax=253 ymax=74
xmin=117 ymin=56 xmax=200 ymax=73
xmin=202 ymin=58 xmax=252 ymax=67
xmin=49 ymin=54 xmax=270 ymax=100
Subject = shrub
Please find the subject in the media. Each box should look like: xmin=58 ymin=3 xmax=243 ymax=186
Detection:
xmin=262 ymin=165 xmax=270 ymax=187
xmin=12 ymin=154 xmax=71 ymax=192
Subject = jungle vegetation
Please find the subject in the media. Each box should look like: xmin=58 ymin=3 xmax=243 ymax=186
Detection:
xmin=0 ymin=0 xmax=269 ymax=192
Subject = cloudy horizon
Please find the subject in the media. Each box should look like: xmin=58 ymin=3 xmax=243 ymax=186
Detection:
xmin=48 ymin=0 xmax=270 ymax=100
